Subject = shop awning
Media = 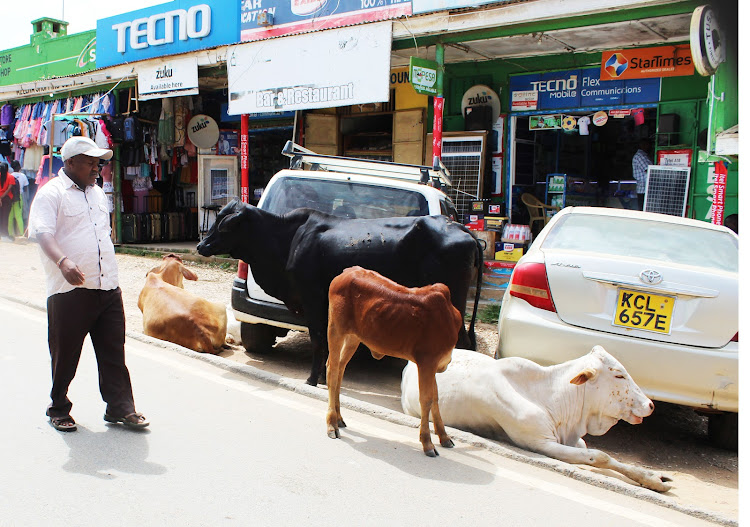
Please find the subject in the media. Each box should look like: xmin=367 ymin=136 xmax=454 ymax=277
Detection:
xmin=390 ymin=0 xmax=694 ymax=66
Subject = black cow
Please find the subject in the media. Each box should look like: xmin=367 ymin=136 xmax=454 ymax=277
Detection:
xmin=197 ymin=199 xmax=482 ymax=386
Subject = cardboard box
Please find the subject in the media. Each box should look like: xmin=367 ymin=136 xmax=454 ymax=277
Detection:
xmin=464 ymin=213 xmax=484 ymax=231
xmin=484 ymin=216 xmax=507 ymax=232
xmin=470 ymin=200 xmax=487 ymax=213
xmin=473 ymin=230 xmax=497 ymax=260
xmin=478 ymin=261 xmax=515 ymax=302
xmin=488 ymin=204 xmax=503 ymax=215
xmin=495 ymin=241 xmax=526 ymax=262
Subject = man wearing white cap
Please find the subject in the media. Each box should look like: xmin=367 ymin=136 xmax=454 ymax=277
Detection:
xmin=28 ymin=136 xmax=148 ymax=432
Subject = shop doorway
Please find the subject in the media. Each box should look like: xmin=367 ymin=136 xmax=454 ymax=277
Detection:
xmin=509 ymin=108 xmax=656 ymax=223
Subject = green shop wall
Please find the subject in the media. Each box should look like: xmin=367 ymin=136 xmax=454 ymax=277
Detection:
xmin=0 ymin=30 xmax=96 ymax=88
xmin=433 ymin=50 xmax=733 ymax=223
xmin=436 ymin=51 xmax=710 ymax=132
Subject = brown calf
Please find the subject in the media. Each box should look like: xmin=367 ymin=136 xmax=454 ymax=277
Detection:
xmin=137 ymin=254 xmax=227 ymax=353
xmin=326 ymin=266 xmax=463 ymax=457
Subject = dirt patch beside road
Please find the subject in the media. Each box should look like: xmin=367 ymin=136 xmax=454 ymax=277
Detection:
xmin=0 ymin=240 xmax=737 ymax=522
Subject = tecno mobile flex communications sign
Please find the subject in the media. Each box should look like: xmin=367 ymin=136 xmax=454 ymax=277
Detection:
xmin=96 ymin=0 xmax=240 ymax=68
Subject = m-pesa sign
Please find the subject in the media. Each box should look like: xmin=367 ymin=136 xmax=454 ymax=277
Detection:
xmin=97 ymin=0 xmax=239 ymax=68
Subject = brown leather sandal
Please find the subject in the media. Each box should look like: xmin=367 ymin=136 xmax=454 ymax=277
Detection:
xmin=50 ymin=416 xmax=77 ymax=432
xmin=104 ymin=412 xmax=149 ymax=429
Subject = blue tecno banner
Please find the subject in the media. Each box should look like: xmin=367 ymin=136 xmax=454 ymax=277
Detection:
xmin=240 ymin=0 xmax=411 ymax=42
xmin=509 ymin=67 xmax=661 ymax=112
xmin=97 ymin=0 xmax=240 ymax=68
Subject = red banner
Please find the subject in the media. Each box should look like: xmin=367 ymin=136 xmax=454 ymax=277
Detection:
xmin=240 ymin=114 xmax=249 ymax=204
xmin=432 ymin=96 xmax=444 ymax=164
xmin=711 ymin=161 xmax=727 ymax=225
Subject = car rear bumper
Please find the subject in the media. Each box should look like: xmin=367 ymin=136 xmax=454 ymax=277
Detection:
xmin=231 ymin=278 xmax=308 ymax=332
xmin=498 ymin=296 xmax=738 ymax=412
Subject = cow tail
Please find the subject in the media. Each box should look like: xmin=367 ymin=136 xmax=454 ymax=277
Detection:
xmin=467 ymin=235 xmax=483 ymax=350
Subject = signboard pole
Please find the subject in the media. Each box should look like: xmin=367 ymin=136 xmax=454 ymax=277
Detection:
xmin=240 ymin=114 xmax=250 ymax=204
xmin=238 ymin=114 xmax=250 ymax=277
xmin=432 ymin=43 xmax=445 ymax=164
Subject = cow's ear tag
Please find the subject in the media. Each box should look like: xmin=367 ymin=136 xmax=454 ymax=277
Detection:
xmin=219 ymin=212 xmax=242 ymax=232
xmin=570 ymin=368 xmax=597 ymax=385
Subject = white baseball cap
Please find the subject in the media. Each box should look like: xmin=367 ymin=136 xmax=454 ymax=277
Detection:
xmin=60 ymin=136 xmax=113 ymax=162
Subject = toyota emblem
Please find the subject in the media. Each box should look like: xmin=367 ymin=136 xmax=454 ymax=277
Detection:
xmin=640 ymin=270 xmax=663 ymax=285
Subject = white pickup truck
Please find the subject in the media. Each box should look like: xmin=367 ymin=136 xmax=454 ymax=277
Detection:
xmin=232 ymin=142 xmax=461 ymax=351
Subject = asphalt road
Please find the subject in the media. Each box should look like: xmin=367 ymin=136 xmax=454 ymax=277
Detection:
xmin=0 ymin=298 xmax=728 ymax=527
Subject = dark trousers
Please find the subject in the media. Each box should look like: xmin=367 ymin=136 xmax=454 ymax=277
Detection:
xmin=637 ymin=193 xmax=645 ymax=211
xmin=46 ymin=287 xmax=136 ymax=419
xmin=0 ymin=195 xmax=10 ymax=237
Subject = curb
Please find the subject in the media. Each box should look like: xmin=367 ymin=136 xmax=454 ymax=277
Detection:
xmin=115 ymin=245 xmax=238 ymax=266
xmin=0 ymin=292 xmax=736 ymax=527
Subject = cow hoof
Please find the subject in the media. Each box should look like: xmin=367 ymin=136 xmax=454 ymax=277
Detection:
xmin=646 ymin=474 xmax=673 ymax=493
xmin=306 ymin=377 xmax=318 ymax=387
xmin=440 ymin=438 xmax=455 ymax=448
xmin=424 ymin=448 xmax=439 ymax=457
xmin=327 ymin=429 xmax=340 ymax=439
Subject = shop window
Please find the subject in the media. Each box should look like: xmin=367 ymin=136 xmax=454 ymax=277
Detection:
xmin=341 ymin=113 xmax=393 ymax=161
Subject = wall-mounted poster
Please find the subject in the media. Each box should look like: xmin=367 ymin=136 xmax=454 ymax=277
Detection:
xmin=529 ymin=115 xmax=562 ymax=130
xmin=217 ymin=129 xmax=240 ymax=156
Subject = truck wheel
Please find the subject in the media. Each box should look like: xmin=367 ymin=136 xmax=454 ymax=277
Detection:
xmin=241 ymin=323 xmax=282 ymax=353
xmin=708 ymin=413 xmax=738 ymax=450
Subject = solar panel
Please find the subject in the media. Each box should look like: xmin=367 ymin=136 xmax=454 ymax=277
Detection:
xmin=439 ymin=136 xmax=485 ymax=218
xmin=644 ymin=165 xmax=691 ymax=217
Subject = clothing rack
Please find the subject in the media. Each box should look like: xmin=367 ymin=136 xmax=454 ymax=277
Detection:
xmin=47 ymin=112 xmax=106 ymax=178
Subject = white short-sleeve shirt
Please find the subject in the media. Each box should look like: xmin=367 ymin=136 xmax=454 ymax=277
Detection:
xmin=28 ymin=168 xmax=119 ymax=297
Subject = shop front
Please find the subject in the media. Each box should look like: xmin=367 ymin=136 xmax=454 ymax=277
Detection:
xmin=96 ymin=0 xmax=241 ymax=240
xmin=507 ymin=62 xmax=670 ymax=218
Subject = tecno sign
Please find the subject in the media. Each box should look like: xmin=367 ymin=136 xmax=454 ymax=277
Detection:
xmin=111 ymin=4 xmax=211 ymax=52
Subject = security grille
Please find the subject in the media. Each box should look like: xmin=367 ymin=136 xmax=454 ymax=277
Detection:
xmin=644 ymin=165 xmax=691 ymax=217
xmin=440 ymin=136 xmax=485 ymax=218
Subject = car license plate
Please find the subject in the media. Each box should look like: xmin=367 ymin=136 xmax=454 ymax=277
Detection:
xmin=613 ymin=288 xmax=675 ymax=334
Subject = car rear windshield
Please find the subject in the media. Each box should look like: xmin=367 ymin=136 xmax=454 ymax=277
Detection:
xmin=261 ymin=176 xmax=430 ymax=219
xmin=542 ymin=214 xmax=738 ymax=273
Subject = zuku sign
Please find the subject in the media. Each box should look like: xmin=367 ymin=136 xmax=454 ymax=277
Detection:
xmin=601 ymin=45 xmax=694 ymax=80
xmin=96 ymin=0 xmax=240 ymax=68
xmin=0 ymin=31 xmax=97 ymax=88
xmin=241 ymin=0 xmax=412 ymax=42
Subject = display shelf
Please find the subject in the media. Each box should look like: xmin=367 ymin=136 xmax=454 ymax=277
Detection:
xmin=545 ymin=173 xmax=597 ymax=208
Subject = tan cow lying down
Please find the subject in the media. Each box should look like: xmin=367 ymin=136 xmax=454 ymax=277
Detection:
xmin=401 ymin=346 xmax=672 ymax=491
xmin=327 ymin=266 xmax=463 ymax=457
xmin=138 ymin=254 xmax=227 ymax=353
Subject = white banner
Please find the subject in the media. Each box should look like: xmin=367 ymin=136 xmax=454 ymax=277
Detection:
xmin=227 ymin=22 xmax=392 ymax=114
xmin=137 ymin=56 xmax=199 ymax=100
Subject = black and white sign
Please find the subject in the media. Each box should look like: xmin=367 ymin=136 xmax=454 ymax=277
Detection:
xmin=227 ymin=22 xmax=391 ymax=114
xmin=137 ymin=56 xmax=199 ymax=100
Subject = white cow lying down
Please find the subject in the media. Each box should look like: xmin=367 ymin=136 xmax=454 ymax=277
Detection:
xmin=401 ymin=345 xmax=672 ymax=492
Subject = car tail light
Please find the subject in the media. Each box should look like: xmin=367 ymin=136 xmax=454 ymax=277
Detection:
xmin=237 ymin=261 xmax=248 ymax=281
xmin=509 ymin=262 xmax=556 ymax=312
xmin=731 ymin=332 xmax=738 ymax=342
